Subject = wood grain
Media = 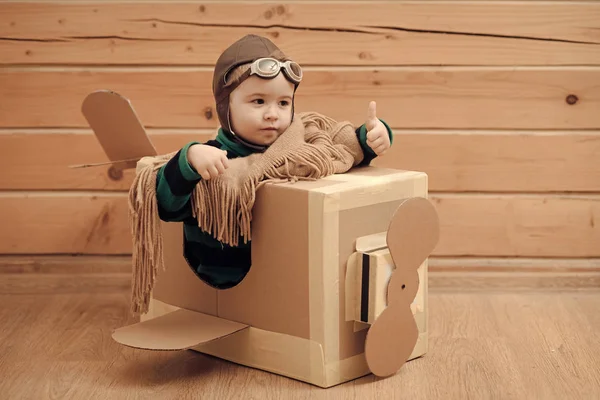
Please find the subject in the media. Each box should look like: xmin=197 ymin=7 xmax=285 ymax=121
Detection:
xmin=429 ymin=271 xmax=600 ymax=292
xmin=1 ymin=255 xmax=599 ymax=293
xmin=2 ymin=290 xmax=599 ymax=398
xmin=1 ymin=193 xmax=598 ymax=257
xmin=0 ymin=255 xmax=131 ymax=294
xmin=432 ymin=194 xmax=600 ymax=257
xmin=0 ymin=255 xmax=130 ymax=274
xmin=1 ymin=2 xmax=599 ymax=65
xmin=0 ymin=193 xmax=130 ymax=254
xmin=0 ymin=273 xmax=130 ymax=294
xmin=1 ymin=68 xmax=598 ymax=129
xmin=429 ymin=257 xmax=600 ymax=291
xmin=0 ymin=131 xmax=214 ymax=191
xmin=2 ymin=130 xmax=599 ymax=192
xmin=374 ymin=131 xmax=600 ymax=193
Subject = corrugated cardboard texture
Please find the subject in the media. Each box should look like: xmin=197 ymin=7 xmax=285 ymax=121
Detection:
xmin=216 ymin=178 xmax=345 ymax=338
xmin=365 ymin=249 xmax=395 ymax=324
xmin=217 ymin=184 xmax=312 ymax=339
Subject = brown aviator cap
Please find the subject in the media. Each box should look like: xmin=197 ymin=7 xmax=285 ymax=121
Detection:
xmin=212 ymin=34 xmax=300 ymax=150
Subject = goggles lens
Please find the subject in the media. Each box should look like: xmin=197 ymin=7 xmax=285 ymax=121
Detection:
xmin=254 ymin=58 xmax=302 ymax=83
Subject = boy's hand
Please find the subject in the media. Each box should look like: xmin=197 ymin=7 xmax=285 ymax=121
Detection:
xmin=365 ymin=101 xmax=391 ymax=156
xmin=187 ymin=144 xmax=229 ymax=180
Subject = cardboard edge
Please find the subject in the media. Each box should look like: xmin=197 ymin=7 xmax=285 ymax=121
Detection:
xmin=192 ymin=326 xmax=328 ymax=387
xmin=355 ymin=231 xmax=387 ymax=253
xmin=68 ymin=158 xmax=140 ymax=170
xmin=112 ymin=308 xmax=249 ymax=351
xmin=344 ymin=252 xmax=361 ymax=322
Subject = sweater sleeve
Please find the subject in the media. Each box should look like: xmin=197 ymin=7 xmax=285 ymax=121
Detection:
xmin=155 ymin=141 xmax=203 ymax=222
xmin=355 ymin=118 xmax=394 ymax=167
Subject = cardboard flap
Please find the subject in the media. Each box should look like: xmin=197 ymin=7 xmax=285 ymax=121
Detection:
xmin=81 ymin=90 xmax=157 ymax=166
xmin=355 ymin=231 xmax=387 ymax=253
xmin=112 ymin=309 xmax=249 ymax=350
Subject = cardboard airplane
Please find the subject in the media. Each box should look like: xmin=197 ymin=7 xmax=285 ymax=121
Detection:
xmin=80 ymin=90 xmax=440 ymax=387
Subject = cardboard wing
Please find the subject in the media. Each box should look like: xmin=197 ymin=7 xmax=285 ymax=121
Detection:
xmin=73 ymin=90 xmax=158 ymax=169
xmin=113 ymin=308 xmax=249 ymax=350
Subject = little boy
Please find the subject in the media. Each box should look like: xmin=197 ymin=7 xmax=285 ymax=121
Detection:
xmin=155 ymin=34 xmax=393 ymax=290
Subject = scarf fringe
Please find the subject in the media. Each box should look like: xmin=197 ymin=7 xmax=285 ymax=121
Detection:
xmin=127 ymin=154 xmax=173 ymax=314
xmin=190 ymin=176 xmax=257 ymax=247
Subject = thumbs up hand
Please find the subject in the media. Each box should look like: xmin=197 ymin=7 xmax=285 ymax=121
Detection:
xmin=365 ymin=101 xmax=390 ymax=156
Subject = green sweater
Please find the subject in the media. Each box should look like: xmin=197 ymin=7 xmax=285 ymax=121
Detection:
xmin=155 ymin=120 xmax=393 ymax=289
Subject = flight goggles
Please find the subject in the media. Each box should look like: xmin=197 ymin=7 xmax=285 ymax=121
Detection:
xmin=226 ymin=57 xmax=303 ymax=86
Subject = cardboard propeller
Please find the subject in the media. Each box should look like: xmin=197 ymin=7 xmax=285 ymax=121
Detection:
xmin=364 ymin=197 xmax=439 ymax=377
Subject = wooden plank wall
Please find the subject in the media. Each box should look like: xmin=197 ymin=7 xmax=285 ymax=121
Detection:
xmin=1 ymin=1 xmax=599 ymax=291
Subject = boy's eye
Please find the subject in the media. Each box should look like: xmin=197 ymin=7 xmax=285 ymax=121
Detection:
xmin=252 ymin=99 xmax=264 ymax=105
xmin=279 ymin=100 xmax=290 ymax=106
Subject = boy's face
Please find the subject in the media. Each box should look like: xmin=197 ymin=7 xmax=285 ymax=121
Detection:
xmin=228 ymin=73 xmax=295 ymax=146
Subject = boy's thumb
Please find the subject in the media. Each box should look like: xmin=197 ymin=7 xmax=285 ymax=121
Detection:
xmin=367 ymin=101 xmax=377 ymax=121
xmin=366 ymin=101 xmax=378 ymax=130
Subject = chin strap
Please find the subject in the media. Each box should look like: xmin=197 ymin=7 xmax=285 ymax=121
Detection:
xmin=230 ymin=130 xmax=269 ymax=153
xmin=225 ymin=108 xmax=268 ymax=152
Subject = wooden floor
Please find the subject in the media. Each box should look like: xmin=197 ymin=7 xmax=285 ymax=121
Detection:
xmin=2 ymin=287 xmax=600 ymax=399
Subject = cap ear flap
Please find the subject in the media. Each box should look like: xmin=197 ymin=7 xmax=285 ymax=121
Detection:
xmin=364 ymin=197 xmax=439 ymax=377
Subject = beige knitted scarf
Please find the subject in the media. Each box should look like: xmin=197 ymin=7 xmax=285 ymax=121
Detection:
xmin=128 ymin=111 xmax=366 ymax=314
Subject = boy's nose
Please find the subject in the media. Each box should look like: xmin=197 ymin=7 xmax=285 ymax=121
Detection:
xmin=264 ymin=105 xmax=278 ymax=120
